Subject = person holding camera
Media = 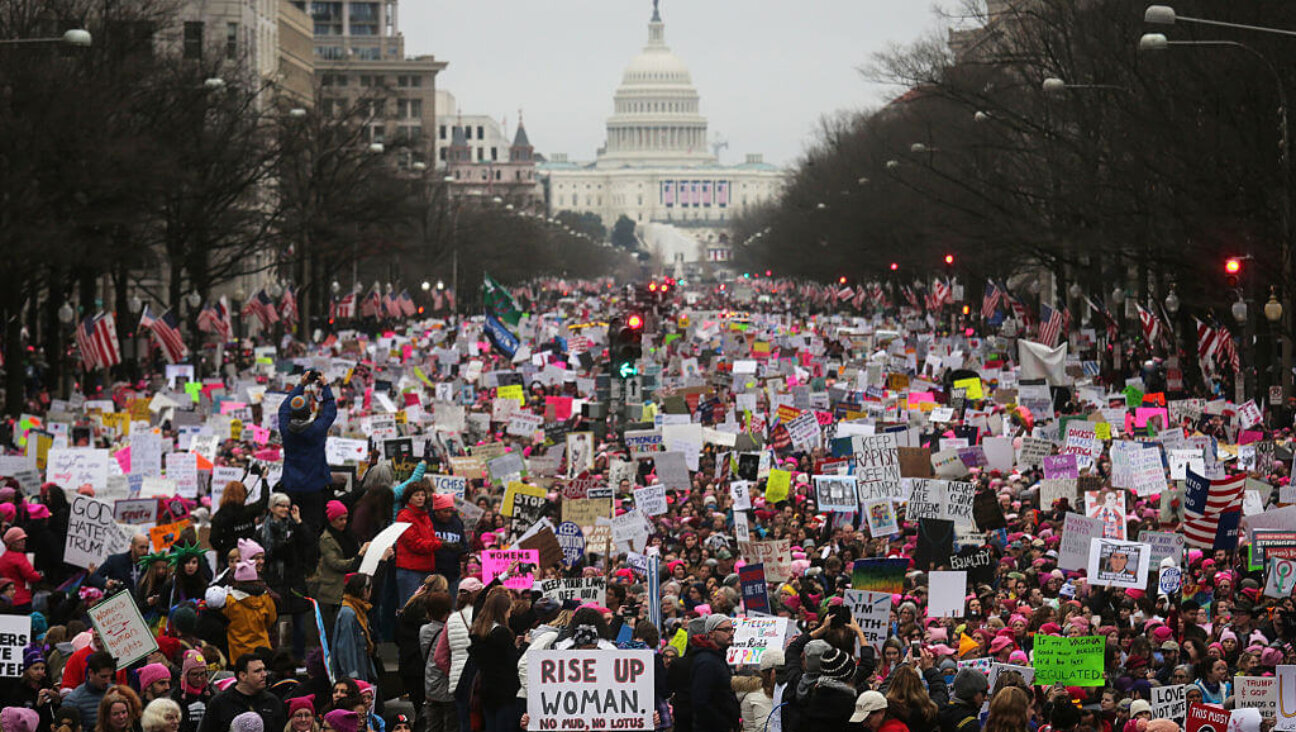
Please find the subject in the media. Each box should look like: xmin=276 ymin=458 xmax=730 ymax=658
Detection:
xmin=279 ymin=370 xmax=337 ymax=533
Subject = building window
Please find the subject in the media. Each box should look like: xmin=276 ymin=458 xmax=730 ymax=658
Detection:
xmin=352 ymin=47 xmax=380 ymax=60
xmin=409 ymin=98 xmax=422 ymax=117
xmin=315 ymin=45 xmax=345 ymax=59
xmin=439 ymin=125 xmax=446 ymax=139
xmin=495 ymin=170 xmax=501 ymax=180
xmin=476 ymin=148 xmax=483 ymax=162
xmin=225 ymin=22 xmax=237 ymax=59
xmin=464 ymin=126 xmax=471 ymax=140
xmin=490 ymin=147 xmax=497 ymax=161
xmin=476 ymin=125 xmax=483 ymax=139
xmin=183 ymin=21 xmax=203 ymax=59
xmin=439 ymin=148 xmax=447 ymax=161
xmin=409 ymin=75 xmax=421 ymax=87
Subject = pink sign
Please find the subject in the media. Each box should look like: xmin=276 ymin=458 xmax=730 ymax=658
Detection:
xmin=482 ymin=549 xmax=540 ymax=590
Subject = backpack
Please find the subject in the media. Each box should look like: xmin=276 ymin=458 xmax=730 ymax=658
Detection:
xmin=424 ymin=624 xmax=453 ymax=703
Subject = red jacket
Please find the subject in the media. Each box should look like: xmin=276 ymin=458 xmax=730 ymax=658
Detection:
xmin=395 ymin=507 xmax=442 ymax=572
xmin=0 ymin=548 xmax=41 ymax=605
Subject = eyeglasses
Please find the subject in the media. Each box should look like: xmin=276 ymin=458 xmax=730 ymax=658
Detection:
xmin=716 ymin=626 xmax=734 ymax=633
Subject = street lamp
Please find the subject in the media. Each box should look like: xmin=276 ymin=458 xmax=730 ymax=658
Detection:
xmin=436 ymin=280 xmax=445 ymax=291
xmin=1140 ymin=29 xmax=1292 ymax=402
xmin=203 ymin=77 xmax=226 ymax=91
xmin=289 ymin=108 xmax=308 ymax=119
xmin=0 ymin=29 xmax=92 ymax=46
xmin=330 ymin=280 xmax=341 ymax=295
xmin=886 ymin=160 xmax=900 ymax=170
xmin=974 ymin=111 xmax=991 ymax=123
xmin=1144 ymin=5 xmax=1296 ymax=38
xmin=58 ymin=303 xmax=74 ymax=324
xmin=1111 ymin=287 xmax=1126 ymax=305
xmin=1042 ymin=76 xmax=1129 ymax=95
xmin=1266 ymin=288 xmax=1284 ymax=322
xmin=1068 ymin=283 xmax=1084 ymax=300
xmin=1164 ymin=287 xmax=1180 ymax=315
xmin=421 ymin=281 xmax=431 ymax=292
xmin=128 ymin=295 xmax=142 ymax=315
xmin=368 ymin=143 xmax=384 ymax=154
xmin=1232 ymin=297 xmax=1248 ymax=324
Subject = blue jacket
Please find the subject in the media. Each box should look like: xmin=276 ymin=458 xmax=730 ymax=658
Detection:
xmin=279 ymin=384 xmax=337 ymax=493
xmin=64 ymin=682 xmax=105 ymax=728
xmin=332 ymin=603 xmax=377 ymax=682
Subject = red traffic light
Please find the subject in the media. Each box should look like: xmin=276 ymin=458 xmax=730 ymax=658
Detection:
xmin=839 ymin=276 xmax=847 ymax=285
xmin=627 ymin=314 xmax=644 ymax=329
xmin=1225 ymin=258 xmax=1242 ymax=274
xmin=944 ymin=254 xmax=955 ymax=265
xmin=890 ymin=263 xmax=899 ymax=271
xmin=765 ymin=270 xmax=772 ymax=277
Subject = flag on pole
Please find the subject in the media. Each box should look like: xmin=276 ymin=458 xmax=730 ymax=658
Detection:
xmin=982 ymin=281 xmax=1003 ymax=319
xmin=383 ymin=291 xmax=402 ymax=319
xmin=1136 ymin=304 xmax=1164 ymax=347
xmin=197 ymin=299 xmax=232 ymax=342
xmin=279 ymin=288 xmax=298 ymax=326
xmin=1038 ymin=303 xmax=1065 ymax=347
xmin=139 ymin=305 xmax=188 ymax=364
xmin=398 ymin=290 xmax=417 ymax=317
xmin=483 ymin=274 xmax=522 ymax=326
xmin=242 ymin=290 xmax=279 ymax=329
xmin=359 ymin=287 xmax=381 ymax=319
xmin=484 ymin=308 xmax=519 ymax=358
xmin=75 ymin=312 xmax=121 ymax=371
xmin=1183 ymin=469 xmax=1244 ymax=549
xmin=332 ymin=293 xmax=356 ymax=319
xmin=932 ymin=279 xmax=952 ymax=306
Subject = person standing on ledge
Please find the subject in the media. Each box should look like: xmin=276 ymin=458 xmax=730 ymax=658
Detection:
xmin=279 ymin=370 xmax=337 ymax=533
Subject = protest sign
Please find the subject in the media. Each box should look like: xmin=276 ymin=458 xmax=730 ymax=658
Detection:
xmin=503 ymin=481 xmax=548 ymax=518
xmin=851 ymin=558 xmax=907 ymax=594
xmin=1279 ymin=666 xmax=1296 ymax=731
xmin=1040 ymin=479 xmax=1078 ymax=509
xmin=149 ymin=519 xmax=190 ymax=551
xmin=813 ymin=475 xmax=858 ymax=512
xmin=972 ymin=491 xmax=1006 ymax=531
xmin=359 ymin=522 xmax=410 ymax=576
xmin=905 ymin=478 xmax=975 ymax=528
xmin=1087 ymin=538 xmax=1151 ymax=589
xmin=555 ymin=522 xmax=585 ymax=567
xmin=525 ymin=650 xmax=654 ymax=731
xmin=633 ymin=484 xmax=668 ymax=517
xmin=951 ymin=546 xmax=996 ymax=585
xmin=1235 ymin=676 xmax=1276 ymax=718
xmin=482 ymin=548 xmax=540 ymax=590
xmin=1138 ymin=530 xmax=1185 ymax=568
xmin=1085 ymin=489 xmax=1128 ymax=540
xmin=1032 ymin=635 xmax=1105 ymax=686
xmin=431 ymin=474 xmax=467 ymax=499
xmin=738 ymin=539 xmax=791 ymax=582
xmin=65 ymin=495 xmax=132 ymax=569
xmin=1152 ymin=684 xmax=1186 ymax=721
xmin=726 ymin=617 xmax=789 ymax=666
xmin=48 ymin=448 xmax=110 ymax=494
xmin=1266 ymin=558 xmax=1296 ymax=599
xmin=0 ymin=616 xmax=30 ymax=677
xmin=928 ymin=570 xmax=967 ymax=617
xmin=534 ymin=577 xmax=605 ymax=604
xmin=1044 ymin=454 xmax=1079 ymax=479
xmin=863 ymin=499 xmax=898 ymax=537
xmin=730 ymin=481 xmax=752 ymax=511
xmin=843 ymin=590 xmax=891 ymax=650
xmin=854 ymin=433 xmax=902 ymax=502
xmin=113 ymin=498 xmax=157 ymax=525
xmin=88 ymin=591 xmax=159 ymax=669
xmin=1185 ymin=703 xmax=1230 ymax=732
xmin=739 ymin=563 xmax=770 ymax=614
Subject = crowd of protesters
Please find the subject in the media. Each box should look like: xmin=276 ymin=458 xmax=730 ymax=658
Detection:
xmin=0 ymin=278 xmax=1292 ymax=732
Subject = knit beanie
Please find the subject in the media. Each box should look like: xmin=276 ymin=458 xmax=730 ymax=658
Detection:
xmin=231 ymin=711 xmax=264 ymax=732
xmin=804 ymin=640 xmax=832 ymax=675
xmin=952 ymin=668 xmax=990 ymax=701
xmin=234 ymin=560 xmax=258 ymax=582
xmin=324 ymin=710 xmax=362 ymax=732
xmin=1 ymin=708 xmax=40 ymax=732
xmin=137 ymin=663 xmax=171 ymax=691
xmin=818 ymin=647 xmax=854 ymax=681
xmin=326 ymin=500 xmax=348 ymax=522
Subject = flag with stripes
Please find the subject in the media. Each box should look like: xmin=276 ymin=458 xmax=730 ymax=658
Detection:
xmin=1038 ymin=303 xmax=1065 ymax=347
xmin=1136 ymin=304 xmax=1164 ymax=347
xmin=332 ymin=293 xmax=356 ymax=319
xmin=1183 ymin=469 xmax=1244 ymax=549
xmin=1086 ymin=295 xmax=1120 ymax=342
xmin=242 ymin=290 xmax=279 ymax=329
xmin=982 ymin=281 xmax=1002 ymax=319
xmin=932 ymin=278 xmax=952 ymax=306
xmin=139 ymin=305 xmax=188 ymax=364
xmin=1214 ymin=322 xmax=1241 ymax=373
xmin=383 ymin=291 xmax=402 ymax=318
xmin=1004 ymin=289 xmax=1030 ymax=324
xmin=359 ymin=288 xmax=381 ymax=318
xmin=279 ymin=288 xmax=298 ymax=326
xmin=852 ymin=287 xmax=868 ymax=310
xmin=196 ymin=299 xmax=232 ymax=342
xmin=398 ymin=290 xmax=416 ymax=317
xmin=837 ymin=285 xmax=854 ymax=301
xmin=75 ymin=312 xmax=121 ymax=371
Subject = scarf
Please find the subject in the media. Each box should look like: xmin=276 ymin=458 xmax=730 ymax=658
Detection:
xmin=342 ymin=595 xmax=375 ymax=656
xmin=327 ymin=523 xmax=360 ymax=559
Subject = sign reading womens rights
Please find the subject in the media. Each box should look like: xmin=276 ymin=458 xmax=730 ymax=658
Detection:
xmin=482 ymin=549 xmax=540 ymax=590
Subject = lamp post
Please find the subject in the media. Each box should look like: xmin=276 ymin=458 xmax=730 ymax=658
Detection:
xmin=1140 ymin=26 xmax=1293 ymax=404
xmin=1265 ymin=288 xmax=1284 ymax=415
xmin=0 ymin=29 xmax=92 ymax=46
xmin=1041 ymin=77 xmax=1129 ymax=95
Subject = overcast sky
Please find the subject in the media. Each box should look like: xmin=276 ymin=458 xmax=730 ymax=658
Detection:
xmin=401 ymin=1 xmax=952 ymax=168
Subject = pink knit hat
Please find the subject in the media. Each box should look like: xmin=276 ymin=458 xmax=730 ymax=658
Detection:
xmin=137 ymin=662 xmax=171 ymax=691
xmin=234 ymin=560 xmax=258 ymax=582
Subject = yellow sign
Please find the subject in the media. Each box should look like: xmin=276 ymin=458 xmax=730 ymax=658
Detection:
xmin=229 ymin=419 xmax=243 ymax=442
xmin=765 ymin=469 xmax=791 ymax=503
xmin=413 ymin=366 xmax=434 ymax=386
xmin=498 ymin=384 xmax=525 ymax=407
xmin=1094 ymin=422 xmax=1112 ymax=441
xmin=953 ymin=377 xmax=984 ymax=401
xmin=101 ymin=412 xmax=131 ymax=435
xmin=502 ymin=481 xmax=547 ymax=518
xmin=668 ymin=628 xmax=688 ymax=656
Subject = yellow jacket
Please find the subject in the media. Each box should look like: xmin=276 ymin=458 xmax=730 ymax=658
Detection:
xmin=222 ymin=589 xmax=278 ymax=663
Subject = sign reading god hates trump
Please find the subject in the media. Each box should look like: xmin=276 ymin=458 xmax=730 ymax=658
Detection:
xmin=526 ymin=650 xmax=654 ymax=730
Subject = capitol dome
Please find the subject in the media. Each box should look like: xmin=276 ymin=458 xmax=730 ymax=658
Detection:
xmin=596 ymin=1 xmax=717 ymax=169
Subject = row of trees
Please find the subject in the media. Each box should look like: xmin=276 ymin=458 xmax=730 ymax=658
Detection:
xmin=1 ymin=0 xmax=631 ymax=412
xmin=734 ymin=0 xmax=1294 ymax=330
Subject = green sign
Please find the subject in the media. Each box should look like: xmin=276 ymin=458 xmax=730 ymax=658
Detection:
xmin=1033 ymin=635 xmax=1105 ymax=686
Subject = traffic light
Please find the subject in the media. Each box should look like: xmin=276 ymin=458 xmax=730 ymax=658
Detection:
xmin=1225 ymin=258 xmax=1242 ymax=287
xmin=944 ymin=254 xmax=955 ymax=266
xmin=610 ymin=314 xmax=643 ymax=379
xmin=890 ymin=262 xmax=899 ymax=271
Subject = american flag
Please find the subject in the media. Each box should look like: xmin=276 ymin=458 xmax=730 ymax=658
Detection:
xmin=1216 ymin=323 xmax=1241 ymax=373
xmin=1137 ymin=304 xmax=1164 ymax=347
xmin=383 ymin=291 xmax=402 ymax=319
xmin=1182 ymin=469 xmax=1244 ymax=549
xmin=138 ymin=305 xmax=188 ymax=364
xmin=75 ymin=312 xmax=121 ymax=371
xmin=982 ymin=280 xmax=1003 ymax=319
xmin=331 ymin=293 xmax=356 ymax=319
xmin=869 ymin=282 xmax=886 ymax=306
xmin=398 ymin=290 xmax=416 ymax=317
xmin=837 ymin=285 xmax=854 ymax=302
xmin=1004 ymin=289 xmax=1030 ymax=324
xmin=932 ymin=278 xmax=952 ymax=306
xmin=1086 ymin=295 xmax=1120 ymax=343
xmin=196 ymin=298 xmax=233 ymax=342
xmin=1038 ymin=303 xmax=1065 ymax=347
xmin=360 ymin=288 xmax=381 ymax=318
xmin=852 ymin=287 xmax=867 ymax=310
xmin=1195 ymin=318 xmax=1221 ymax=363
xmin=242 ymin=289 xmax=279 ymax=329
xmin=279 ymin=288 xmax=298 ymax=326
xmin=445 ymin=289 xmax=456 ymax=311
xmin=902 ymin=286 xmax=919 ymax=310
